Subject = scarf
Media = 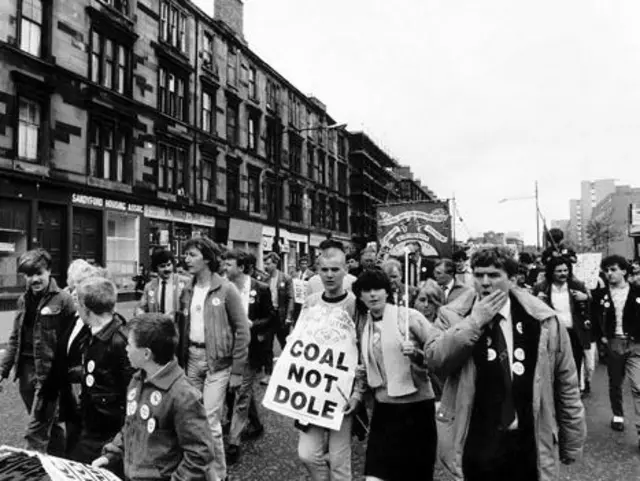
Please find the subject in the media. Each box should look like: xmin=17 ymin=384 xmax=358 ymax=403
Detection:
xmin=361 ymin=303 xmax=417 ymax=398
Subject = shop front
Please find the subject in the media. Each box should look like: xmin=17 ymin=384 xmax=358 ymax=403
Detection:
xmin=143 ymin=205 xmax=216 ymax=263
xmin=71 ymin=193 xmax=143 ymax=295
xmin=309 ymin=233 xmax=328 ymax=264
xmin=262 ymin=226 xmax=310 ymax=274
xmin=228 ymin=218 xmax=262 ymax=265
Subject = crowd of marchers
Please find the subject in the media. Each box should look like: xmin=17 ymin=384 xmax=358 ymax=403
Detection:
xmin=1 ymin=226 xmax=639 ymax=481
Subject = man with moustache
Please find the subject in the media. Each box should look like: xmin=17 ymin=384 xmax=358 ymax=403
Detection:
xmin=224 ymin=249 xmax=275 ymax=464
xmin=532 ymin=256 xmax=592 ymax=393
xmin=425 ymin=246 xmax=585 ymax=481
xmin=0 ymin=249 xmax=75 ymax=454
xmin=135 ymin=248 xmax=190 ymax=318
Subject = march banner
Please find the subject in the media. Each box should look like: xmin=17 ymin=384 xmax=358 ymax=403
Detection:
xmin=377 ymin=201 xmax=452 ymax=258
xmin=262 ymin=302 xmax=358 ymax=431
xmin=0 ymin=446 xmax=121 ymax=481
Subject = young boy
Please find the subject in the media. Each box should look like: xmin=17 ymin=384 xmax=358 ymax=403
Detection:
xmin=92 ymin=314 xmax=214 ymax=480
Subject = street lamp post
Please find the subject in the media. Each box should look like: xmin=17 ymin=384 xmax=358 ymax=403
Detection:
xmin=270 ymin=121 xmax=347 ymax=254
xmin=498 ymin=180 xmax=541 ymax=250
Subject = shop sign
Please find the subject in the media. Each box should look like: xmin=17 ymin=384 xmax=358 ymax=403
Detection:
xmin=0 ymin=242 xmax=16 ymax=253
xmin=144 ymin=205 xmax=215 ymax=227
xmin=72 ymin=194 xmax=143 ymax=214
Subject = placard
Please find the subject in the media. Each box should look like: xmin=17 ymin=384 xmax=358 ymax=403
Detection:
xmin=262 ymin=303 xmax=358 ymax=430
xmin=574 ymin=253 xmax=603 ymax=290
xmin=0 ymin=446 xmax=121 ymax=481
xmin=292 ymin=279 xmax=307 ymax=304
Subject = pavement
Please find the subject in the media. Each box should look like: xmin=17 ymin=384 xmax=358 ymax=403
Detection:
xmin=0 ymin=360 xmax=639 ymax=480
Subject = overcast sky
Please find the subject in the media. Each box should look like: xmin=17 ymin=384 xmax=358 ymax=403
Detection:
xmin=195 ymin=0 xmax=640 ymax=244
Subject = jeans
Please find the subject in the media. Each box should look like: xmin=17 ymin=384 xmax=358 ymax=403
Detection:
xmin=228 ymin=363 xmax=261 ymax=446
xmin=297 ymin=415 xmax=353 ymax=481
xmin=187 ymin=346 xmax=231 ymax=481
xmin=18 ymin=358 xmax=65 ymax=455
xmin=606 ymin=339 xmax=640 ymax=434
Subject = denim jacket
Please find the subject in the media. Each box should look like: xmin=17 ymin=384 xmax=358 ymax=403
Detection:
xmin=176 ymin=274 xmax=250 ymax=376
xmin=1 ymin=278 xmax=76 ymax=384
xmin=103 ymin=359 xmax=214 ymax=480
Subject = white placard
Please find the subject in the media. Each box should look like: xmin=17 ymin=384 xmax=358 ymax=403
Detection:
xmin=292 ymin=279 xmax=307 ymax=304
xmin=262 ymin=303 xmax=358 ymax=430
xmin=573 ymin=253 xmax=602 ymax=290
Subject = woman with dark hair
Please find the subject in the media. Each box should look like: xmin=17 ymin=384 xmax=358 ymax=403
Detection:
xmin=352 ymin=269 xmax=438 ymax=481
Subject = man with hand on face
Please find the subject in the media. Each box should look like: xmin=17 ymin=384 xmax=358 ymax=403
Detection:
xmin=135 ymin=248 xmax=190 ymax=318
xmin=224 ymin=249 xmax=275 ymax=465
xmin=0 ymin=249 xmax=74 ymax=454
xmin=295 ymin=239 xmax=363 ymax=481
xmin=425 ymin=246 xmax=585 ymax=481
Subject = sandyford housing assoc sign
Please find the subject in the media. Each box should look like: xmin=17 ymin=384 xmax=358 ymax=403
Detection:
xmin=262 ymin=302 xmax=358 ymax=431
xmin=377 ymin=201 xmax=452 ymax=258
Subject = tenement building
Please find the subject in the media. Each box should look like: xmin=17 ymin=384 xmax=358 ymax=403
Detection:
xmin=348 ymin=131 xmax=436 ymax=243
xmin=0 ymin=0 xmax=351 ymax=307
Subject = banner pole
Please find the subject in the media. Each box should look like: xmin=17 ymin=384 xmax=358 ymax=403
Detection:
xmin=404 ymin=247 xmax=410 ymax=342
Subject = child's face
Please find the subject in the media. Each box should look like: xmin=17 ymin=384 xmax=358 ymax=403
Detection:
xmin=126 ymin=331 xmax=147 ymax=370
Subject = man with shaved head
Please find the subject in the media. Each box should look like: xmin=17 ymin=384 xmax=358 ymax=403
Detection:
xmin=296 ymin=239 xmax=364 ymax=480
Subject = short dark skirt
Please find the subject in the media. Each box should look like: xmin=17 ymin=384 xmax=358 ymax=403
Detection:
xmin=365 ymin=399 xmax=437 ymax=481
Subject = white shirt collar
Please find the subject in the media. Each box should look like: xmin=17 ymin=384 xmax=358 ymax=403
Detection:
xmin=445 ymin=279 xmax=455 ymax=292
xmin=499 ymin=296 xmax=511 ymax=321
xmin=551 ymin=282 xmax=568 ymax=293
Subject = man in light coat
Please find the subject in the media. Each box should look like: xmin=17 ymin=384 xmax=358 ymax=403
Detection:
xmin=425 ymin=246 xmax=585 ymax=481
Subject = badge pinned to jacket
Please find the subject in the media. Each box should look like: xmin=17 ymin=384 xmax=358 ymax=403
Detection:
xmin=40 ymin=306 xmax=53 ymax=315
xmin=212 ymin=298 xmax=221 ymax=307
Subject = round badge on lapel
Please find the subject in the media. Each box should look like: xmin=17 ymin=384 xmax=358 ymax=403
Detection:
xmin=636 ymin=298 xmax=640 ymax=304
xmin=85 ymin=375 xmax=95 ymax=387
xmin=512 ymin=362 xmax=525 ymax=376
xmin=212 ymin=298 xmax=221 ymax=307
xmin=87 ymin=360 xmax=95 ymax=373
xmin=514 ymin=348 xmax=525 ymax=361
xmin=127 ymin=401 xmax=137 ymax=416
xmin=150 ymin=391 xmax=162 ymax=406
xmin=280 ymin=282 xmax=285 ymax=288
xmin=128 ymin=389 xmax=137 ymax=401
xmin=487 ymin=348 xmax=497 ymax=361
xmin=486 ymin=337 xmax=492 ymax=347
xmin=516 ymin=322 xmax=523 ymax=335
xmin=147 ymin=418 xmax=156 ymax=434
xmin=250 ymin=290 xmax=257 ymax=296
xmin=140 ymin=404 xmax=150 ymax=420
xmin=604 ymin=302 xmax=611 ymax=308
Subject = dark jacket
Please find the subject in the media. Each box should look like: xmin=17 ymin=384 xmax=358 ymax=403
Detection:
xmin=268 ymin=270 xmax=295 ymax=322
xmin=247 ymin=278 xmax=276 ymax=368
xmin=0 ymin=278 xmax=76 ymax=384
xmin=80 ymin=314 xmax=134 ymax=435
xmin=46 ymin=315 xmax=92 ymax=423
xmin=593 ymin=283 xmax=640 ymax=341
xmin=176 ymin=273 xmax=250 ymax=376
xmin=103 ymin=359 xmax=215 ymax=481
xmin=532 ymin=279 xmax=592 ymax=348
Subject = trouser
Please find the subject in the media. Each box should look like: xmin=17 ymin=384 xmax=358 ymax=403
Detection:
xmin=18 ymin=358 xmax=65 ymax=455
xmin=566 ymin=328 xmax=584 ymax=385
xmin=463 ymin=429 xmax=538 ymax=481
xmin=186 ymin=346 xmax=231 ymax=481
xmin=228 ymin=363 xmax=262 ymax=446
xmin=264 ymin=320 xmax=290 ymax=375
xmin=581 ymin=342 xmax=597 ymax=390
xmin=606 ymin=338 xmax=640 ymax=434
xmin=297 ymin=415 xmax=353 ymax=481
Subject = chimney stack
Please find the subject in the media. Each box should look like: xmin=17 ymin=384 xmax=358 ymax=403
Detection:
xmin=214 ymin=0 xmax=244 ymax=38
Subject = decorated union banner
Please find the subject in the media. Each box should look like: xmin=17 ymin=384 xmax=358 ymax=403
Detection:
xmin=377 ymin=201 xmax=452 ymax=258
xmin=262 ymin=302 xmax=358 ymax=431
